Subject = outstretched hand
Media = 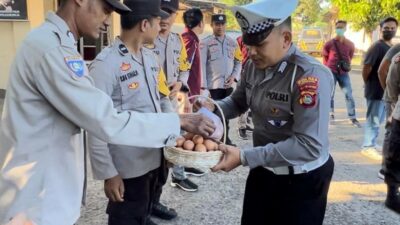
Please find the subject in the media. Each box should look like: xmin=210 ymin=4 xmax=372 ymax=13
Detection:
xmin=179 ymin=113 xmax=216 ymax=137
xmin=211 ymin=144 xmax=242 ymax=172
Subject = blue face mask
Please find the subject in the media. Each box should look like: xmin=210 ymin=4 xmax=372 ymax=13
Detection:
xmin=336 ymin=28 xmax=345 ymax=37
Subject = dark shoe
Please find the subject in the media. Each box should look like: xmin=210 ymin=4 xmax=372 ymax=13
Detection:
xmin=151 ymin=202 xmax=177 ymax=220
xmin=171 ymin=176 xmax=198 ymax=192
xmin=238 ymin=128 xmax=248 ymax=140
xmin=147 ymin=218 xmax=158 ymax=225
xmin=184 ymin=167 xmax=205 ymax=177
xmin=385 ymin=185 xmax=400 ymax=214
xmin=350 ymin=118 xmax=362 ymax=128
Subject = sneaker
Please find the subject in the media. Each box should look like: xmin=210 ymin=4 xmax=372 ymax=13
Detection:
xmin=151 ymin=202 xmax=177 ymax=220
xmin=350 ymin=118 xmax=362 ymax=128
xmin=378 ymin=169 xmax=385 ymax=180
xmin=361 ymin=147 xmax=383 ymax=161
xmin=171 ymin=177 xmax=198 ymax=192
xmin=238 ymin=128 xmax=248 ymax=140
xmin=184 ymin=167 xmax=205 ymax=177
xmin=147 ymin=218 xmax=158 ymax=225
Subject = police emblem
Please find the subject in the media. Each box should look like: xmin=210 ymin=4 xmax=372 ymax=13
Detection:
xmin=120 ymin=62 xmax=131 ymax=71
xmin=65 ymin=56 xmax=85 ymax=78
xmin=297 ymin=76 xmax=319 ymax=108
xmin=128 ymin=82 xmax=139 ymax=89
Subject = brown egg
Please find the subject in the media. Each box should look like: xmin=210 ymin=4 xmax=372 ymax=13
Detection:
xmin=176 ymin=137 xmax=185 ymax=147
xmin=183 ymin=140 xmax=195 ymax=151
xmin=194 ymin=143 xmax=207 ymax=152
xmin=183 ymin=132 xmax=194 ymax=140
xmin=204 ymin=139 xmax=216 ymax=151
xmin=192 ymin=135 xmax=204 ymax=144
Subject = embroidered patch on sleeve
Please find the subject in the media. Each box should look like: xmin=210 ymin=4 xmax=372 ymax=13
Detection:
xmin=64 ymin=56 xmax=85 ymax=78
xmin=297 ymin=76 xmax=319 ymax=108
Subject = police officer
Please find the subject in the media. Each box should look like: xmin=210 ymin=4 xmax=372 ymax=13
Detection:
xmin=384 ymin=52 xmax=400 ymax=213
xmin=0 ymin=0 xmax=215 ymax=224
xmin=150 ymin=0 xmax=200 ymax=222
xmin=201 ymin=14 xmax=242 ymax=145
xmin=211 ymin=0 xmax=335 ymax=224
xmin=88 ymin=0 xmax=173 ymax=224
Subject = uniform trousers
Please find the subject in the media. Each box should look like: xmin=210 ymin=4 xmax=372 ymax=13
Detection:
xmin=210 ymin=88 xmax=234 ymax=143
xmin=241 ymin=156 xmax=334 ymax=225
xmin=107 ymin=168 xmax=159 ymax=225
xmin=385 ymin=119 xmax=400 ymax=185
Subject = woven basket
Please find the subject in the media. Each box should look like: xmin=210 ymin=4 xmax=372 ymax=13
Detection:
xmin=164 ymin=95 xmax=226 ymax=170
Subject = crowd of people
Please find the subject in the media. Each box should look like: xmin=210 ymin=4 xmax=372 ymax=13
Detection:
xmin=0 ymin=0 xmax=399 ymax=225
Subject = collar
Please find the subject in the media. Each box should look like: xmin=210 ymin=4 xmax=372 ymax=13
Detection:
xmin=184 ymin=27 xmax=199 ymax=42
xmin=263 ymin=44 xmax=296 ymax=75
xmin=46 ymin=12 xmax=77 ymax=47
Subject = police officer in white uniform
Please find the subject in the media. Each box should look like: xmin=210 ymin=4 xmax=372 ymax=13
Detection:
xmin=212 ymin=0 xmax=335 ymax=224
xmin=0 ymin=0 xmax=215 ymax=225
xmin=88 ymin=0 xmax=174 ymax=224
xmin=201 ymin=14 xmax=242 ymax=145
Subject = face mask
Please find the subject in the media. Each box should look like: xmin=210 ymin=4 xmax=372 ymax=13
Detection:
xmin=382 ymin=30 xmax=396 ymax=41
xmin=336 ymin=28 xmax=345 ymax=37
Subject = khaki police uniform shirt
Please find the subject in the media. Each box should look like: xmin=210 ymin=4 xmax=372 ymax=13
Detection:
xmin=388 ymin=53 xmax=400 ymax=120
xmin=218 ymin=44 xmax=334 ymax=169
xmin=200 ymin=34 xmax=242 ymax=89
xmin=0 ymin=13 xmax=179 ymax=225
xmin=153 ymin=32 xmax=190 ymax=88
xmin=88 ymin=37 xmax=173 ymax=180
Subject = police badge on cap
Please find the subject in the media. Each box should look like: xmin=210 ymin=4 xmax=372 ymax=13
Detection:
xmin=211 ymin=14 xmax=226 ymax=24
xmin=231 ymin=0 xmax=298 ymax=45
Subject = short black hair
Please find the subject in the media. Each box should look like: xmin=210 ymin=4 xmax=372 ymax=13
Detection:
xmin=335 ymin=20 xmax=347 ymax=26
xmin=183 ymin=8 xmax=203 ymax=29
xmin=380 ymin=17 xmax=398 ymax=28
xmin=121 ymin=15 xmax=156 ymax=30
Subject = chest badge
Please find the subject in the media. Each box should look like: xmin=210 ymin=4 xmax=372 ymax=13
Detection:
xmin=268 ymin=120 xmax=288 ymax=128
xmin=128 ymin=82 xmax=139 ymax=89
xmin=120 ymin=62 xmax=131 ymax=71
xmin=65 ymin=56 xmax=85 ymax=78
xmin=271 ymin=107 xmax=280 ymax=115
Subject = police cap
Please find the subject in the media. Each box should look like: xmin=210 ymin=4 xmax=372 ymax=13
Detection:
xmin=161 ymin=0 xmax=179 ymax=13
xmin=123 ymin=0 xmax=169 ymax=19
xmin=104 ymin=0 xmax=131 ymax=14
xmin=211 ymin=14 xmax=226 ymax=24
xmin=232 ymin=0 xmax=298 ymax=45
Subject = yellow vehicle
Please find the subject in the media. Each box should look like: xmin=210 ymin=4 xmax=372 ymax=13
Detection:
xmin=297 ymin=28 xmax=325 ymax=56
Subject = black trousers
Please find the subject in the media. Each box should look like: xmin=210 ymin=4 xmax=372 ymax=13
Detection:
xmin=209 ymin=88 xmax=234 ymax=143
xmin=153 ymin=156 xmax=169 ymax=204
xmin=385 ymin=119 xmax=400 ymax=185
xmin=241 ymin=156 xmax=334 ymax=225
xmin=107 ymin=168 xmax=159 ymax=225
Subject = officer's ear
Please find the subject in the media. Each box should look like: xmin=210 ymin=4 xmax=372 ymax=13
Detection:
xmin=282 ymin=31 xmax=292 ymax=49
xmin=141 ymin=19 xmax=149 ymax=32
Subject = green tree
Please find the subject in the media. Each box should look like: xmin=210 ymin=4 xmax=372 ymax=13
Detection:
xmin=331 ymin=0 xmax=400 ymax=34
xmin=220 ymin=0 xmax=252 ymax=30
xmin=294 ymin=0 xmax=322 ymax=26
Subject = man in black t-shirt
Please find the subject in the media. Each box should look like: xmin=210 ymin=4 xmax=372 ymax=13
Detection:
xmin=361 ymin=17 xmax=398 ymax=161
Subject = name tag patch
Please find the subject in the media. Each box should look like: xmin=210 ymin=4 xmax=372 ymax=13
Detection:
xmin=65 ymin=56 xmax=85 ymax=78
xmin=120 ymin=71 xmax=138 ymax=82
xmin=266 ymin=91 xmax=289 ymax=102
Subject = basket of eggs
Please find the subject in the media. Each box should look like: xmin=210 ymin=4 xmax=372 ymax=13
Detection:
xmin=164 ymin=95 xmax=226 ymax=170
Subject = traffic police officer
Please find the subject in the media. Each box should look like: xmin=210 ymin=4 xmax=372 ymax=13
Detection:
xmin=384 ymin=52 xmax=400 ymax=213
xmin=0 ymin=0 xmax=215 ymax=224
xmin=88 ymin=0 xmax=172 ymax=224
xmin=201 ymin=14 xmax=242 ymax=145
xmin=212 ymin=0 xmax=335 ymax=224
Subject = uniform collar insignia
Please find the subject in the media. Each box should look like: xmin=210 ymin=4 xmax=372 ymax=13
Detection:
xmin=118 ymin=44 xmax=129 ymax=55
xmin=278 ymin=61 xmax=287 ymax=74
